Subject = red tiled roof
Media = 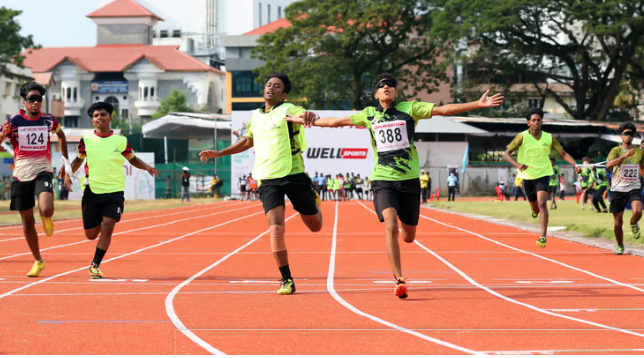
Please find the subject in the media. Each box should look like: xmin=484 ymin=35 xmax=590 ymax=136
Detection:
xmin=21 ymin=45 xmax=223 ymax=74
xmin=87 ymin=0 xmax=163 ymax=21
xmin=244 ymin=17 xmax=292 ymax=35
xmin=32 ymin=73 xmax=55 ymax=86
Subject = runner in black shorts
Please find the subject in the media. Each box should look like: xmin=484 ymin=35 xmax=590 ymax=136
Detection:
xmin=605 ymin=122 xmax=643 ymax=255
xmin=504 ymin=108 xmax=580 ymax=248
xmin=2 ymin=82 xmax=70 ymax=277
xmin=239 ymin=175 xmax=247 ymax=200
xmin=286 ymin=72 xmax=504 ymax=299
xmin=200 ymin=72 xmax=322 ymax=295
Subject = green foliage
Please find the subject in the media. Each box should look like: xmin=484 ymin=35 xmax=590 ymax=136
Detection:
xmin=433 ymin=0 xmax=644 ymax=121
xmin=253 ymin=0 xmax=450 ymax=110
xmin=153 ymin=89 xmax=194 ymax=119
xmin=0 ymin=7 xmax=39 ymax=69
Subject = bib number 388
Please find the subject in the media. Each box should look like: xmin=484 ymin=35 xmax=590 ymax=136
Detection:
xmin=620 ymin=164 xmax=639 ymax=181
xmin=373 ymin=120 xmax=409 ymax=153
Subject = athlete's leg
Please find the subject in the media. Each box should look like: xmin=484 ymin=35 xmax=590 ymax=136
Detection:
xmin=266 ymin=206 xmax=287 ymax=265
xmin=300 ymin=210 xmax=322 ymax=232
xmin=38 ymin=191 xmax=54 ymax=218
xmin=84 ymin=226 xmax=101 ymax=240
xmin=382 ymin=207 xmax=402 ymax=279
xmin=19 ymin=209 xmax=41 ymax=261
xmin=550 ymin=187 xmax=557 ymax=209
xmin=537 ymin=190 xmax=549 ymax=237
xmin=614 ymin=211 xmax=625 ymax=248
xmin=631 ymin=200 xmax=642 ymax=226
xmin=400 ymin=222 xmax=417 ymax=244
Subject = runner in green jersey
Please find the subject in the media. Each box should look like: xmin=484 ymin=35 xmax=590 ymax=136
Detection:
xmin=606 ymin=122 xmax=643 ymax=254
xmin=64 ymin=102 xmax=160 ymax=279
xmin=504 ymin=108 xmax=580 ymax=249
xmin=549 ymin=157 xmax=560 ymax=210
xmin=200 ymin=72 xmax=321 ymax=295
xmin=285 ymin=72 xmax=503 ymax=299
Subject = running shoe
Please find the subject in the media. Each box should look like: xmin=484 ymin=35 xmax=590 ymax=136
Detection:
xmin=41 ymin=216 xmax=54 ymax=236
xmin=615 ymin=245 xmax=625 ymax=255
xmin=536 ymin=236 xmax=547 ymax=248
xmin=277 ymin=278 xmax=296 ymax=295
xmin=531 ymin=210 xmax=538 ymax=218
xmin=89 ymin=264 xmax=104 ymax=279
xmin=27 ymin=259 xmax=45 ymax=277
xmin=394 ymin=277 xmax=408 ymax=299
xmin=315 ymin=192 xmax=322 ymax=207
xmin=631 ymin=223 xmax=641 ymax=240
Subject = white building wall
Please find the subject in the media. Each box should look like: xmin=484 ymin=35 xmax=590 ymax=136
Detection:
xmin=0 ymin=64 xmax=32 ymax=121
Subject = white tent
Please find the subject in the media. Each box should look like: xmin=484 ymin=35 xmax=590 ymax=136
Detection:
xmin=142 ymin=112 xmax=231 ymax=140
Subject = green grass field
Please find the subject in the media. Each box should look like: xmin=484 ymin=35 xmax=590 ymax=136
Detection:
xmin=0 ymin=198 xmax=221 ymax=226
xmin=430 ymin=198 xmax=643 ymax=246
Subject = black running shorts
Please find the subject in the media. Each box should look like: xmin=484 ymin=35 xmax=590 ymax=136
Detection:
xmin=258 ymin=173 xmax=318 ymax=215
xmin=371 ymin=179 xmax=421 ymax=226
xmin=82 ymin=185 xmax=125 ymax=229
xmin=522 ymin=176 xmax=550 ymax=202
xmin=609 ymin=189 xmax=642 ymax=214
xmin=10 ymin=172 xmax=54 ymax=211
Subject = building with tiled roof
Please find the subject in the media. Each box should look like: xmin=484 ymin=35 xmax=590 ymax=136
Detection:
xmin=21 ymin=0 xmax=224 ymax=128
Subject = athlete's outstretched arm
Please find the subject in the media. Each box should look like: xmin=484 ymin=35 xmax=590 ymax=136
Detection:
xmin=606 ymin=148 xmax=636 ymax=169
xmin=128 ymin=155 xmax=161 ymax=178
xmin=0 ymin=121 xmax=11 ymax=142
xmin=431 ymin=90 xmax=503 ymax=116
xmin=200 ymin=137 xmax=254 ymax=161
xmin=556 ymin=148 xmax=582 ymax=174
xmin=285 ymin=115 xmax=353 ymax=127
xmin=56 ymin=129 xmax=70 ymax=179
xmin=503 ymin=148 xmax=527 ymax=171
xmin=64 ymin=156 xmax=85 ymax=192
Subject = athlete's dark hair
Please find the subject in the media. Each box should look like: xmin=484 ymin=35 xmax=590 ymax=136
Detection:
xmin=372 ymin=73 xmax=397 ymax=94
xmin=19 ymin=82 xmax=46 ymax=99
xmin=265 ymin=72 xmax=291 ymax=94
xmin=526 ymin=108 xmax=544 ymax=120
xmin=87 ymin=102 xmax=114 ymax=118
xmin=619 ymin=122 xmax=637 ymax=134
xmin=582 ymin=156 xmax=590 ymax=162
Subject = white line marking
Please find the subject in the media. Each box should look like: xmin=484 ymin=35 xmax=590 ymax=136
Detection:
xmin=229 ymin=280 xmax=277 ymax=283
xmin=0 ymin=209 xmax=264 ymax=300
xmin=132 ymin=279 xmax=148 ymax=282
xmin=165 ymin=213 xmax=298 ymax=356
xmin=515 ymin=281 xmax=574 ymax=284
xmin=0 ymin=201 xmax=245 ymax=244
xmin=358 ymin=201 xmax=644 ymax=340
xmin=419 ymin=209 xmax=644 ymax=294
xmin=372 ymin=280 xmax=433 ymax=284
xmin=330 ymin=201 xmax=483 ymax=355
xmin=0 ymin=203 xmax=261 ymax=263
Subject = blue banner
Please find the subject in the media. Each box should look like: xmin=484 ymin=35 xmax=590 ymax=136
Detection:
xmin=91 ymin=81 xmax=129 ymax=94
xmin=461 ymin=144 xmax=468 ymax=173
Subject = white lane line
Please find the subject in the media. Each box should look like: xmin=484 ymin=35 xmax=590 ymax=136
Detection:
xmin=0 ymin=201 xmax=245 ymax=244
xmin=372 ymin=280 xmax=433 ymax=284
xmin=330 ymin=201 xmax=483 ymax=355
xmin=0 ymin=203 xmax=261 ymax=263
xmin=419 ymin=210 xmax=644 ymax=294
xmin=358 ymin=201 xmax=644 ymax=340
xmin=515 ymin=281 xmax=574 ymax=284
xmin=0 ymin=209 xmax=265 ymax=300
xmin=165 ymin=213 xmax=298 ymax=356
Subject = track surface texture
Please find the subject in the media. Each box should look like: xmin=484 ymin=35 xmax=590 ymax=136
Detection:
xmin=1 ymin=200 xmax=643 ymax=355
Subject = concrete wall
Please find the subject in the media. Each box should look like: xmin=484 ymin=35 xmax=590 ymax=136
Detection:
xmin=157 ymin=80 xmax=199 ymax=108
xmin=97 ymin=24 xmax=151 ymax=45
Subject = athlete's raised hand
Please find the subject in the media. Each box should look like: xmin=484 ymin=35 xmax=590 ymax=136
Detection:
xmin=518 ymin=164 xmax=528 ymax=171
xmin=147 ymin=166 xmax=161 ymax=178
xmin=284 ymin=114 xmax=306 ymax=125
xmin=200 ymin=150 xmax=222 ymax=161
xmin=478 ymin=90 xmax=504 ymax=108
xmin=627 ymin=148 xmax=636 ymax=157
xmin=0 ymin=121 xmax=11 ymax=141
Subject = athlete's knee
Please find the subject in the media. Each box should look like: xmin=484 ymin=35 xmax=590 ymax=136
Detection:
xmin=269 ymin=224 xmax=287 ymax=252
xmin=401 ymin=229 xmax=416 ymax=243
xmin=85 ymin=228 xmax=100 ymax=240
xmin=102 ymin=220 xmax=116 ymax=233
xmin=40 ymin=207 xmax=54 ymax=218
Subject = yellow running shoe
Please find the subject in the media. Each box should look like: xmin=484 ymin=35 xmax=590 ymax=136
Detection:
xmin=315 ymin=191 xmax=322 ymax=207
xmin=27 ymin=259 xmax=46 ymax=277
xmin=41 ymin=216 xmax=54 ymax=237
xmin=277 ymin=278 xmax=296 ymax=295
xmin=89 ymin=264 xmax=104 ymax=279
xmin=536 ymin=236 xmax=547 ymax=248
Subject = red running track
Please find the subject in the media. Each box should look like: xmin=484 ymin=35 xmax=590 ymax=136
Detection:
xmin=0 ymin=200 xmax=643 ymax=355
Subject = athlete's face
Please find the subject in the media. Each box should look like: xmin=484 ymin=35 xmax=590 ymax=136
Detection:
xmin=92 ymin=109 xmax=112 ymax=130
xmin=374 ymin=80 xmax=397 ymax=103
xmin=264 ymin=77 xmax=287 ymax=103
xmin=527 ymin=114 xmax=542 ymax=131
xmin=622 ymin=129 xmax=635 ymax=145
xmin=23 ymin=90 xmax=43 ymax=115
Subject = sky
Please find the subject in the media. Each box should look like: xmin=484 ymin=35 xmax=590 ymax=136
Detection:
xmin=5 ymin=0 xmax=207 ymax=48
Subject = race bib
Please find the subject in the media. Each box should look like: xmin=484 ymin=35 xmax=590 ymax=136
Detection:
xmin=620 ymin=164 xmax=639 ymax=181
xmin=18 ymin=126 xmax=47 ymax=151
xmin=373 ymin=120 xmax=409 ymax=153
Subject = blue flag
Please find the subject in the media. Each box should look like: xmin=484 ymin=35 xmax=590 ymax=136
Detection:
xmin=461 ymin=144 xmax=468 ymax=173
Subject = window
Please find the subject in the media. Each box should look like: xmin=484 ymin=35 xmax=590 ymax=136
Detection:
xmin=150 ymin=87 xmax=155 ymax=99
xmin=5 ymin=82 xmax=13 ymax=97
xmin=122 ymin=109 xmax=129 ymax=119
xmin=528 ymin=98 xmax=542 ymax=109
xmin=64 ymin=116 xmax=78 ymax=128
xmin=268 ymin=4 xmax=271 ymax=23
xmin=221 ymin=88 xmax=224 ymax=102
xmin=73 ymin=88 xmax=78 ymax=102
xmin=66 ymin=88 xmax=71 ymax=101
xmin=232 ymin=71 xmax=263 ymax=97
xmin=278 ymin=6 xmax=282 ymax=19
xmin=259 ymin=3 xmax=262 ymax=26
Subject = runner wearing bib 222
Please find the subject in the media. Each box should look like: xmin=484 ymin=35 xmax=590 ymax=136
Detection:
xmin=285 ymin=72 xmax=504 ymax=299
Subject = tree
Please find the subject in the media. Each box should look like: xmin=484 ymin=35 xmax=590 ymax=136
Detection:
xmin=153 ymin=89 xmax=194 ymax=119
xmin=253 ymin=0 xmax=449 ymax=110
xmin=0 ymin=7 xmax=38 ymax=70
xmin=433 ymin=0 xmax=644 ymax=121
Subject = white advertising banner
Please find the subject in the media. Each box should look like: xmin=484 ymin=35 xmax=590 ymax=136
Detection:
xmin=231 ymin=110 xmax=375 ymax=197
xmin=51 ymin=151 xmax=156 ymax=201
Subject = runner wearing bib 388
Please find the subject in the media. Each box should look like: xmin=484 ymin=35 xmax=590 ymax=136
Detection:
xmin=200 ymin=72 xmax=322 ymax=295
xmin=503 ymin=108 xmax=581 ymax=249
xmin=606 ymin=122 xmax=643 ymax=255
xmin=285 ymin=72 xmax=504 ymax=299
